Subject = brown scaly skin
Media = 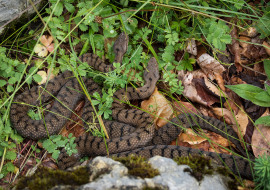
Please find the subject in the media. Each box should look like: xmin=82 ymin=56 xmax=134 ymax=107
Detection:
xmin=10 ymin=32 xmax=254 ymax=180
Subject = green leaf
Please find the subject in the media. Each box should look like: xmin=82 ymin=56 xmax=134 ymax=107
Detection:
xmin=5 ymin=162 xmax=15 ymax=172
xmin=226 ymin=84 xmax=270 ymax=107
xmin=6 ymin=151 xmax=16 ymax=160
xmin=0 ymin=80 xmax=7 ymax=87
xmin=54 ymin=2 xmax=64 ymax=16
xmin=64 ymin=3 xmax=75 ymax=13
xmin=264 ymin=59 xmax=270 ymax=79
xmin=255 ymin=116 xmax=270 ymax=126
xmin=33 ymin=74 xmax=42 ymax=83
xmin=162 ymin=45 xmax=174 ymax=63
xmin=255 ymin=12 xmax=270 ymax=39
xmin=52 ymin=150 xmax=60 ymax=160
xmin=79 ymin=23 xmax=88 ymax=32
xmin=266 ymin=84 xmax=270 ymax=96
xmin=254 ymin=91 xmax=270 ymax=103
xmin=7 ymin=85 xmax=14 ymax=92
xmin=226 ymin=84 xmax=264 ymax=100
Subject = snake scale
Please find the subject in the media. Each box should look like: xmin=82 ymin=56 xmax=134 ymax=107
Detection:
xmin=10 ymin=33 xmax=254 ymax=180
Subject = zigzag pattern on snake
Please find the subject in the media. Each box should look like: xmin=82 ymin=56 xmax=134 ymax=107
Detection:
xmin=10 ymin=33 xmax=254 ymax=180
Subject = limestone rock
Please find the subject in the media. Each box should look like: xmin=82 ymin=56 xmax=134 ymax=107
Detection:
xmin=0 ymin=0 xmax=43 ymax=34
xmin=56 ymin=156 xmax=232 ymax=190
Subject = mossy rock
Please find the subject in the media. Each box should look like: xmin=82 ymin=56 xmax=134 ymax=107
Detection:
xmin=113 ymin=155 xmax=160 ymax=179
xmin=15 ymin=166 xmax=89 ymax=190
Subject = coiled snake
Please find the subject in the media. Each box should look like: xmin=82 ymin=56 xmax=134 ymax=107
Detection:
xmin=10 ymin=33 xmax=254 ymax=179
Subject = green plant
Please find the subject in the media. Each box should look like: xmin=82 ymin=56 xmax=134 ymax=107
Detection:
xmin=254 ymin=154 xmax=270 ymax=190
xmin=0 ymin=0 xmax=268 ymax=184
xmin=255 ymin=5 xmax=270 ymax=39
xmin=226 ymin=60 xmax=270 ymax=125
xmin=92 ymin=89 xmax=114 ymax=119
xmin=0 ymin=47 xmax=42 ymax=92
xmin=42 ymin=134 xmax=77 ymax=160
xmin=201 ymin=19 xmax=232 ymax=51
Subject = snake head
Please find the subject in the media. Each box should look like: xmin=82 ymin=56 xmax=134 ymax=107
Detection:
xmin=144 ymin=57 xmax=160 ymax=83
xmin=57 ymin=148 xmax=81 ymax=170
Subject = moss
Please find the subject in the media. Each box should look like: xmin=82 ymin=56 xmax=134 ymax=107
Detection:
xmin=113 ymin=155 xmax=160 ymax=179
xmin=174 ymin=155 xmax=214 ymax=181
xmin=15 ymin=166 xmax=89 ymax=190
xmin=216 ymin=167 xmax=238 ymax=190
xmin=174 ymin=155 xmax=238 ymax=189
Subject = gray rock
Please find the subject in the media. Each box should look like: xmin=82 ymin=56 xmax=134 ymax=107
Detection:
xmin=77 ymin=156 xmax=231 ymax=190
xmin=0 ymin=0 xmax=43 ymax=34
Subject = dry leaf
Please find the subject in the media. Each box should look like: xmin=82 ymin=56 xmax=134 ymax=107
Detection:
xmin=234 ymin=110 xmax=249 ymax=141
xmin=176 ymin=129 xmax=231 ymax=154
xmin=173 ymin=101 xmax=198 ymax=115
xmin=230 ymin=26 xmax=242 ymax=72
xmin=179 ymin=128 xmax=207 ymax=145
xmin=178 ymin=70 xmax=223 ymax=106
xmin=263 ymin=41 xmax=270 ymax=56
xmin=252 ymin=110 xmax=270 ymax=157
xmin=197 ymin=53 xmax=225 ymax=90
xmin=212 ymin=108 xmax=236 ymax=126
xmin=141 ymin=87 xmax=173 ymax=127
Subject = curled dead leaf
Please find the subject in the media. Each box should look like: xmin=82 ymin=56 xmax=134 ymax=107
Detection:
xmin=141 ymin=88 xmax=173 ymax=128
xmin=197 ymin=53 xmax=225 ymax=90
xmin=212 ymin=108 xmax=236 ymax=126
xmin=177 ymin=129 xmax=231 ymax=154
xmin=178 ymin=70 xmax=224 ymax=106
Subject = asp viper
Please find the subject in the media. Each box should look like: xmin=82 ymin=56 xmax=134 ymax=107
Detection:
xmin=10 ymin=32 xmax=254 ymax=180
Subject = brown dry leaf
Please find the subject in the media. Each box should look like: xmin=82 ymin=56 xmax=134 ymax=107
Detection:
xmin=179 ymin=128 xmax=207 ymax=145
xmin=230 ymin=26 xmax=242 ymax=72
xmin=212 ymin=108 xmax=236 ymax=126
xmin=178 ymin=70 xmax=224 ymax=106
xmin=197 ymin=53 xmax=225 ymax=91
xmin=141 ymin=87 xmax=173 ymax=128
xmin=176 ymin=129 xmax=231 ymax=154
xmin=263 ymin=41 xmax=270 ymax=56
xmin=173 ymin=101 xmax=198 ymax=115
xmin=252 ymin=110 xmax=270 ymax=157
xmin=234 ymin=110 xmax=249 ymax=141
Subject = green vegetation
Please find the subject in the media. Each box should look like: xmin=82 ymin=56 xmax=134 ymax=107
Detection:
xmin=113 ymin=155 xmax=160 ymax=178
xmin=0 ymin=0 xmax=269 ymax=189
xmin=15 ymin=166 xmax=89 ymax=190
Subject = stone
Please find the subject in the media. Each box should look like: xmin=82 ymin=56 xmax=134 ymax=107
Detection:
xmin=0 ymin=0 xmax=43 ymax=34
xmin=15 ymin=156 xmax=234 ymax=190
xmin=73 ymin=156 xmax=231 ymax=190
